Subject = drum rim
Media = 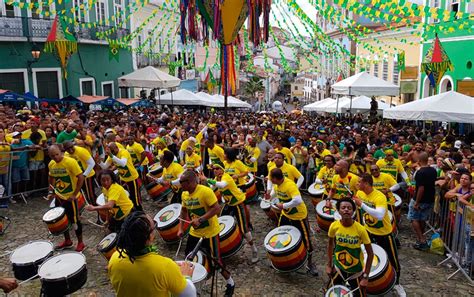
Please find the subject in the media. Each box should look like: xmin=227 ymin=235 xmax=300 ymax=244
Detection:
xmin=264 ymin=225 xmax=302 ymax=253
xmin=218 ymin=215 xmax=236 ymax=236
xmin=315 ymin=200 xmax=337 ymax=220
xmin=175 ymin=261 xmax=207 ymax=283
xmin=325 ymin=285 xmax=353 ymax=297
xmin=96 ymin=193 xmax=105 ymax=206
xmin=42 ymin=207 xmax=66 ymax=222
xmin=10 ymin=240 xmax=54 ymax=265
xmin=394 ymin=194 xmax=402 ymax=207
xmin=38 ymin=252 xmax=87 ymax=280
xmin=149 ymin=163 xmax=162 ymax=172
xmin=308 ymin=182 xmax=324 ymax=195
xmin=362 ymin=243 xmax=388 ymax=277
xmin=154 ymin=203 xmax=182 ymax=228
xmin=98 ymin=233 xmax=118 ymax=252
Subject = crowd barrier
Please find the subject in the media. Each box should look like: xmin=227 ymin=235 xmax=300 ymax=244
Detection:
xmin=425 ymin=186 xmax=474 ymax=284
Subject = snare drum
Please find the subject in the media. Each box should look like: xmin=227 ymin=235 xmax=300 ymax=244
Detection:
xmin=315 ymin=200 xmax=337 ymax=232
xmin=218 ymin=216 xmax=244 ymax=258
xmin=10 ymin=241 xmax=54 ymax=280
xmin=148 ymin=163 xmax=164 ymax=178
xmin=362 ymin=243 xmax=397 ymax=295
xmin=96 ymin=194 xmax=109 ymax=223
xmin=145 ymin=181 xmax=172 ymax=202
xmin=308 ymin=182 xmax=324 ymax=206
xmin=193 ymin=250 xmax=211 ymax=274
xmin=264 ymin=225 xmax=308 ymax=272
xmin=175 ymin=261 xmax=207 ymax=293
xmin=240 ymin=174 xmax=258 ymax=203
xmin=260 ymin=198 xmax=280 ymax=222
xmin=154 ymin=203 xmax=189 ymax=243
xmin=394 ymin=194 xmax=402 ymax=217
xmin=97 ymin=233 xmax=117 ymax=261
xmin=325 ymin=285 xmax=353 ymax=297
xmin=43 ymin=207 xmax=69 ymax=235
xmin=38 ymin=253 xmax=88 ymax=297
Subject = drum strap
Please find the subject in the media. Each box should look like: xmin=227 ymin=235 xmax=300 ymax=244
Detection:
xmin=334 ymin=266 xmax=363 ymax=282
xmin=134 ymin=245 xmax=158 ymax=257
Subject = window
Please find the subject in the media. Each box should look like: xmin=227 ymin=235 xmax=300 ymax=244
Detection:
xmin=373 ymin=62 xmax=379 ymax=77
xmin=96 ymin=0 xmax=108 ymax=23
xmin=382 ymin=60 xmax=388 ymax=81
xmin=431 ymin=0 xmax=440 ymax=23
xmin=27 ymin=0 xmax=54 ymax=19
xmin=119 ymin=87 xmax=129 ymax=98
xmin=450 ymin=1 xmax=459 ymax=16
xmin=393 ymin=60 xmax=399 ymax=85
xmin=80 ymin=78 xmax=95 ymax=96
xmin=101 ymin=81 xmax=114 ymax=97
xmin=114 ymin=0 xmax=124 ymax=26
xmin=294 ymin=86 xmax=298 ymax=91
xmin=0 ymin=72 xmax=26 ymax=94
xmin=36 ymin=71 xmax=59 ymax=99
xmin=1 ymin=3 xmax=17 ymax=17
xmin=73 ymin=0 xmax=89 ymax=23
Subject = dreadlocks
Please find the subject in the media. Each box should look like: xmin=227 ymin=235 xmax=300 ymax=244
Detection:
xmin=116 ymin=211 xmax=154 ymax=263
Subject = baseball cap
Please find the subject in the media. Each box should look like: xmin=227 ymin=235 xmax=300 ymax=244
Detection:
xmin=12 ymin=131 xmax=21 ymax=137
xmin=454 ymin=140 xmax=462 ymax=149
xmin=105 ymin=128 xmax=114 ymax=134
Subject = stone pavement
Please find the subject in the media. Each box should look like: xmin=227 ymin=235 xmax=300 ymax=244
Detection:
xmin=1 ymin=190 xmax=474 ymax=297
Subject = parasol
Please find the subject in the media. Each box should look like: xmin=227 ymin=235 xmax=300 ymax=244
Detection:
xmin=421 ymin=34 xmax=454 ymax=92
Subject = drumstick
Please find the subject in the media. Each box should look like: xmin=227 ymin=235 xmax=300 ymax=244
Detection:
xmin=18 ymin=274 xmax=38 ymax=285
xmin=87 ymin=219 xmax=105 ymax=228
xmin=175 ymin=238 xmax=183 ymax=260
xmin=343 ymin=286 xmax=360 ymax=296
xmin=179 ymin=218 xmax=191 ymax=224
xmin=0 ymin=251 xmax=12 ymax=257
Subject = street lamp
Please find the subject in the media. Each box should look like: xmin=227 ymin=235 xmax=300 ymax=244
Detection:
xmin=27 ymin=43 xmax=41 ymax=73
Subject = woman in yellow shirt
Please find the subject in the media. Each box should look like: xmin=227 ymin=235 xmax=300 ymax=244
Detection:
xmin=0 ymin=129 xmax=11 ymax=198
xmin=223 ymin=147 xmax=249 ymax=188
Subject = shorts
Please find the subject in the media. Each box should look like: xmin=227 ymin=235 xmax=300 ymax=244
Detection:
xmin=29 ymin=160 xmax=45 ymax=171
xmin=11 ymin=166 xmax=30 ymax=183
xmin=407 ymin=199 xmax=433 ymax=221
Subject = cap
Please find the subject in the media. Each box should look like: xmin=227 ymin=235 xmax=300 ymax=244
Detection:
xmin=454 ymin=140 xmax=462 ymax=149
xmin=12 ymin=131 xmax=21 ymax=137
xmin=105 ymin=128 xmax=114 ymax=134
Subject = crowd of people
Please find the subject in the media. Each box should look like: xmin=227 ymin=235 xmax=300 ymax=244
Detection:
xmin=0 ymin=102 xmax=473 ymax=296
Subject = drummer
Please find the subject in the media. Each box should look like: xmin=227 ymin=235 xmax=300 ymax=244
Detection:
xmin=353 ymin=174 xmax=404 ymax=295
xmin=326 ymin=198 xmax=374 ymax=297
xmin=178 ymin=170 xmax=236 ymax=297
xmin=375 ymin=149 xmax=409 ymax=183
xmin=47 ymin=145 xmax=86 ymax=252
xmin=243 ymin=137 xmax=260 ymax=175
xmin=268 ymin=168 xmax=318 ymax=276
xmin=326 ymin=160 xmax=359 ymax=208
xmin=109 ymin=211 xmax=197 ymax=297
xmin=274 ymin=139 xmax=296 ymax=165
xmin=203 ymin=164 xmax=259 ymax=264
xmin=157 ymin=150 xmax=184 ymax=204
xmin=266 ymin=152 xmax=304 ymax=195
xmin=125 ymin=135 xmax=149 ymax=184
xmin=315 ymin=155 xmax=336 ymax=199
xmin=206 ymin=135 xmax=225 ymax=167
xmin=223 ymin=148 xmax=249 ymax=188
xmin=184 ymin=145 xmax=201 ymax=172
xmin=85 ymin=170 xmax=133 ymax=233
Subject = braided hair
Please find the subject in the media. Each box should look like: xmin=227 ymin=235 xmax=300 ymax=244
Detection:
xmin=116 ymin=211 xmax=154 ymax=263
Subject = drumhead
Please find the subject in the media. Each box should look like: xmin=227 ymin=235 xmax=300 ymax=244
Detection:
xmin=264 ymin=225 xmax=301 ymax=253
xmin=218 ymin=216 xmax=235 ymax=236
xmin=308 ymin=183 xmax=324 ymax=195
xmin=388 ymin=210 xmax=393 ymax=223
xmin=10 ymin=241 xmax=54 ymax=265
xmin=394 ymin=194 xmax=402 ymax=207
xmin=98 ymin=233 xmax=117 ymax=251
xmin=96 ymin=193 xmax=105 ymax=206
xmin=315 ymin=200 xmax=336 ymax=219
xmin=43 ymin=207 xmax=65 ymax=222
xmin=154 ymin=203 xmax=181 ymax=228
xmin=325 ymin=285 xmax=353 ymax=297
xmin=38 ymin=253 xmax=86 ymax=280
xmin=175 ymin=261 xmax=207 ymax=283
xmin=245 ymin=174 xmax=255 ymax=186
xmin=260 ymin=199 xmax=276 ymax=210
xmin=361 ymin=243 xmax=387 ymax=277
xmin=149 ymin=163 xmax=162 ymax=173
xmin=193 ymin=251 xmax=206 ymax=265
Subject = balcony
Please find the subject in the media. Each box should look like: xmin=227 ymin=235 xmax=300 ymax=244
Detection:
xmin=0 ymin=16 xmax=129 ymax=42
xmin=137 ymin=53 xmax=176 ymax=68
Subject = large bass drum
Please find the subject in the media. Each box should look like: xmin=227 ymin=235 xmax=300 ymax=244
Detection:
xmin=362 ymin=243 xmax=397 ymax=295
xmin=264 ymin=225 xmax=307 ymax=272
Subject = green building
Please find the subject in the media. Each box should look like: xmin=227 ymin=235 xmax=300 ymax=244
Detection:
xmin=420 ymin=0 xmax=474 ymax=98
xmin=0 ymin=1 xmax=134 ymax=99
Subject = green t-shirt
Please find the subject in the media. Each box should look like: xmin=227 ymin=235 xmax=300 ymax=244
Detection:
xmin=56 ymin=130 xmax=78 ymax=144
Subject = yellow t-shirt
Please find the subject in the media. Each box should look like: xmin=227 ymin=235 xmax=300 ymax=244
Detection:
xmin=215 ymin=173 xmax=245 ymax=206
xmin=0 ymin=144 xmax=11 ymax=175
xmin=65 ymin=146 xmax=95 ymax=178
xmin=106 ymin=149 xmax=139 ymax=182
xmin=48 ymin=156 xmax=83 ymax=200
xmin=315 ymin=148 xmax=331 ymax=170
xmin=328 ymin=220 xmax=371 ymax=274
xmin=162 ymin=162 xmax=184 ymax=191
xmin=267 ymin=161 xmax=275 ymax=172
xmin=102 ymin=183 xmax=133 ymax=220
xmin=244 ymin=145 xmax=260 ymax=173
xmin=317 ymin=166 xmax=335 ymax=195
xmin=274 ymin=178 xmax=307 ymax=220
xmin=208 ymin=145 xmax=225 ymax=166
xmin=331 ymin=173 xmax=359 ymax=200
xmin=376 ymin=158 xmax=405 ymax=180
xmin=184 ymin=153 xmax=201 ymax=170
xmin=275 ymin=147 xmax=294 ymax=164
xmin=356 ymin=189 xmax=392 ymax=236
xmin=372 ymin=173 xmax=397 ymax=205
xmin=108 ymin=252 xmax=187 ymax=297
xmin=127 ymin=142 xmax=149 ymax=166
xmin=268 ymin=162 xmax=302 ymax=183
xmin=21 ymin=129 xmax=46 ymax=142
xmin=224 ymin=160 xmax=248 ymax=186
xmin=181 ymin=185 xmax=220 ymax=238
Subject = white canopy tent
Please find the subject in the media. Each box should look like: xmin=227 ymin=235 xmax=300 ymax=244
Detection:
xmin=196 ymin=92 xmax=223 ymax=107
xmin=302 ymin=98 xmax=336 ymax=112
xmin=339 ymin=95 xmax=391 ymax=113
xmin=383 ymin=91 xmax=474 ymax=123
xmin=324 ymin=97 xmax=351 ymax=113
xmin=158 ymin=89 xmax=203 ymax=106
xmin=213 ymin=95 xmax=252 ymax=109
xmin=118 ymin=66 xmax=180 ymax=89
xmin=331 ymin=72 xmax=399 ymax=96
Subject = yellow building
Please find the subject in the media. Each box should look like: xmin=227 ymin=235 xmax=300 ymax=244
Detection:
xmin=291 ymin=76 xmax=305 ymax=100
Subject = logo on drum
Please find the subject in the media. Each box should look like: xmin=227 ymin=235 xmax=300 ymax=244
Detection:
xmin=268 ymin=232 xmax=291 ymax=249
xmin=323 ymin=206 xmax=335 ymax=215
xmin=159 ymin=210 xmax=174 ymax=222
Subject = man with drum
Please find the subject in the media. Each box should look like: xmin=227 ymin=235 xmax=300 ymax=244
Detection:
xmin=353 ymin=174 xmax=405 ymax=296
xmin=178 ymin=170 xmax=236 ymax=297
xmin=98 ymin=142 xmax=142 ymax=211
xmin=203 ymin=164 xmax=259 ymax=264
xmin=157 ymin=150 xmax=184 ymax=204
xmin=184 ymin=145 xmax=202 ymax=172
xmin=243 ymin=137 xmax=260 ymax=175
xmin=268 ymin=168 xmax=318 ymax=276
xmin=47 ymin=145 xmax=86 ymax=252
xmin=315 ymin=155 xmax=336 ymax=199
xmin=326 ymin=198 xmax=374 ymax=297
xmin=206 ymin=136 xmax=225 ymax=168
xmin=125 ymin=135 xmax=149 ymax=185
xmin=326 ymin=160 xmax=359 ymax=208
xmin=266 ymin=152 xmax=304 ymax=196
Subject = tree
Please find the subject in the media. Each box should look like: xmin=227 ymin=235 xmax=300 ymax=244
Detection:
xmin=244 ymin=76 xmax=264 ymax=98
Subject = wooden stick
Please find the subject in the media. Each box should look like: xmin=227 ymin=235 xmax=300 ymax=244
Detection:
xmin=0 ymin=251 xmax=12 ymax=257
xmin=18 ymin=274 xmax=38 ymax=285
xmin=179 ymin=218 xmax=191 ymax=224
xmin=87 ymin=219 xmax=105 ymax=228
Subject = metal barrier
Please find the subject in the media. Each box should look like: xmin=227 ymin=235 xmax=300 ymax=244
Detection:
xmin=425 ymin=186 xmax=474 ymax=284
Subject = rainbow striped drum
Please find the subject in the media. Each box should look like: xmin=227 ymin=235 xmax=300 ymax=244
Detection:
xmin=362 ymin=243 xmax=397 ymax=295
xmin=316 ymin=200 xmax=338 ymax=232
xmin=145 ymin=181 xmax=171 ymax=202
xmin=260 ymin=198 xmax=280 ymax=223
xmin=240 ymin=174 xmax=258 ymax=203
xmin=42 ymin=207 xmax=69 ymax=235
xmin=308 ymin=182 xmax=325 ymax=206
xmin=97 ymin=233 xmax=117 ymax=261
xmin=154 ymin=203 xmax=189 ymax=243
xmin=96 ymin=194 xmax=109 ymax=223
xmin=148 ymin=163 xmax=164 ymax=178
xmin=193 ymin=251 xmax=211 ymax=275
xmin=325 ymin=285 xmax=353 ymax=297
xmin=264 ymin=225 xmax=308 ymax=272
xmin=394 ymin=194 xmax=402 ymax=217
xmin=175 ymin=261 xmax=207 ymax=294
xmin=218 ymin=216 xmax=244 ymax=258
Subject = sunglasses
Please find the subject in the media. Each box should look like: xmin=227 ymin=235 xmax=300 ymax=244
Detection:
xmin=371 ymin=169 xmax=379 ymax=172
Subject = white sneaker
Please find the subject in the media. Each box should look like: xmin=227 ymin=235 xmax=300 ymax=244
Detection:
xmin=394 ymin=284 xmax=406 ymax=297
xmin=251 ymin=249 xmax=259 ymax=264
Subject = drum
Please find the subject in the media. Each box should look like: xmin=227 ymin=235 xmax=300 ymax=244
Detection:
xmin=38 ymin=253 xmax=88 ymax=297
xmin=218 ymin=216 xmax=244 ymax=258
xmin=362 ymin=244 xmax=397 ymax=295
xmin=193 ymin=250 xmax=211 ymax=274
xmin=325 ymin=285 xmax=353 ymax=297
xmin=10 ymin=241 xmax=54 ymax=281
xmin=97 ymin=233 xmax=117 ymax=261
xmin=308 ymin=182 xmax=324 ymax=206
xmin=264 ymin=225 xmax=307 ymax=272
xmin=175 ymin=261 xmax=207 ymax=293
xmin=77 ymin=193 xmax=86 ymax=214
xmin=96 ymin=194 xmax=109 ymax=223
xmin=43 ymin=207 xmax=69 ymax=235
xmin=145 ymin=181 xmax=171 ymax=202
xmin=315 ymin=200 xmax=337 ymax=232
xmin=240 ymin=174 xmax=258 ymax=203
xmin=154 ymin=204 xmax=189 ymax=243
xmin=148 ymin=163 xmax=164 ymax=178
xmin=260 ymin=198 xmax=280 ymax=222
xmin=394 ymin=194 xmax=402 ymax=217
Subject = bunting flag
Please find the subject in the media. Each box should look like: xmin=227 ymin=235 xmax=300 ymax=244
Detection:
xmin=421 ymin=34 xmax=454 ymax=88
xmin=336 ymin=73 xmax=344 ymax=82
xmin=397 ymin=51 xmax=406 ymax=71
xmin=109 ymin=41 xmax=120 ymax=62
xmin=44 ymin=15 xmax=77 ymax=78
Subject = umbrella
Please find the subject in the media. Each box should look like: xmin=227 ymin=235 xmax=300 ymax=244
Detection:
xmin=421 ymin=34 xmax=454 ymax=91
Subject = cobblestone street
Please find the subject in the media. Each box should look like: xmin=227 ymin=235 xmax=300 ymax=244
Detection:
xmin=1 ymin=191 xmax=474 ymax=297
